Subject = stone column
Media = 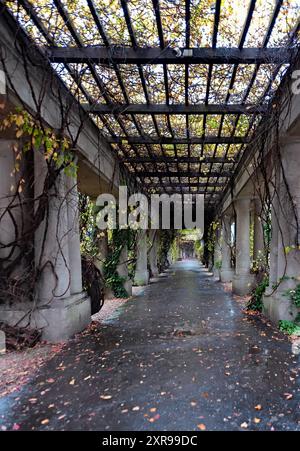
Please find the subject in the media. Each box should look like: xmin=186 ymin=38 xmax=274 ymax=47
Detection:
xmin=66 ymin=175 xmax=82 ymax=294
xmin=220 ymin=213 xmax=234 ymax=282
xmin=253 ymin=198 xmax=265 ymax=265
xmin=94 ymin=229 xmax=115 ymax=299
xmin=264 ymin=137 xmax=300 ymax=322
xmin=0 ymin=147 xmax=91 ymax=342
xmin=263 ymin=184 xmax=279 ymax=314
xmin=35 ymin=169 xmax=71 ymax=303
xmin=213 ymin=226 xmax=221 ymax=280
xmin=148 ymin=230 xmax=159 ymax=277
xmin=117 ymin=243 xmax=132 ymax=297
xmin=232 ymin=197 xmax=255 ymax=295
xmin=134 ymin=229 xmax=149 ymax=286
xmin=94 ymin=229 xmax=108 ymax=276
xmin=33 ymin=151 xmax=90 ymax=341
xmin=0 ymin=139 xmax=21 ymax=267
xmin=264 ymin=174 xmax=279 ymax=292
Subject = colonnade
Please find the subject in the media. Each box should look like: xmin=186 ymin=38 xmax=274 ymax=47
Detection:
xmin=213 ymin=136 xmax=300 ymax=323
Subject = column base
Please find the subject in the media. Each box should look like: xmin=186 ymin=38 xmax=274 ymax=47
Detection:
xmin=150 ymin=267 xmax=159 ymax=278
xmin=263 ymin=289 xmax=298 ymax=324
xmin=0 ymin=292 xmax=91 ymax=343
xmin=124 ymin=279 xmax=132 ymax=297
xmin=232 ymin=273 xmax=255 ymax=296
xmin=220 ymin=268 xmax=234 ymax=283
xmin=213 ymin=267 xmax=220 ymax=280
xmin=133 ymin=270 xmax=149 ymax=286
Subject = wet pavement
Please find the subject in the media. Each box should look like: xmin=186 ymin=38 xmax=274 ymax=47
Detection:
xmin=0 ymin=260 xmax=299 ymax=431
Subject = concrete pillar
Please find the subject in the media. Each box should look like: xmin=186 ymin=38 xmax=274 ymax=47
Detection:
xmin=213 ymin=226 xmax=221 ymax=280
xmin=94 ymin=229 xmax=108 ymax=277
xmin=0 ymin=139 xmax=22 ymax=267
xmin=232 ymin=197 xmax=255 ymax=295
xmin=117 ymin=244 xmax=132 ymax=297
xmin=94 ymin=229 xmax=115 ymax=299
xmin=220 ymin=214 xmax=234 ymax=282
xmin=148 ymin=230 xmax=159 ymax=277
xmin=134 ymin=230 xmax=149 ymax=286
xmin=66 ymin=175 xmax=82 ymax=294
xmin=270 ymin=203 xmax=279 ymax=287
xmin=263 ymin=186 xmax=279 ymax=312
xmin=0 ymin=147 xmax=91 ymax=341
xmin=253 ymin=198 xmax=265 ymax=265
xmin=264 ymin=137 xmax=300 ymax=322
xmin=35 ymin=169 xmax=71 ymax=302
xmin=0 ymin=330 xmax=5 ymax=354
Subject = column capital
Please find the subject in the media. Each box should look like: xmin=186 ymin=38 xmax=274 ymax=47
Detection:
xmin=279 ymin=134 xmax=300 ymax=146
xmin=221 ymin=212 xmax=232 ymax=223
xmin=234 ymin=196 xmax=252 ymax=209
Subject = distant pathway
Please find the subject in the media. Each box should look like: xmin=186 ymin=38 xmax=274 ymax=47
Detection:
xmin=0 ymin=260 xmax=299 ymax=431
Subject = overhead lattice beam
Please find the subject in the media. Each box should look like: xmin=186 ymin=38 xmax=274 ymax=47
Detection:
xmin=44 ymin=46 xmax=293 ymax=65
xmin=85 ymin=104 xmax=267 ymax=115
xmin=136 ymin=171 xmax=232 ymax=178
xmin=146 ymin=182 xmax=223 ymax=188
xmin=108 ymin=136 xmax=249 ymax=145
xmin=122 ymin=156 xmax=234 ymax=164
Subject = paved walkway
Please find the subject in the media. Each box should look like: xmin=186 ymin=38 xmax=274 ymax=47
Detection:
xmin=0 ymin=260 xmax=299 ymax=431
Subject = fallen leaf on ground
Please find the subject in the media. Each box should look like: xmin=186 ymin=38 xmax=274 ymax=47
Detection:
xmin=254 ymin=404 xmax=262 ymax=410
xmin=197 ymin=423 xmax=206 ymax=431
xmin=41 ymin=419 xmax=49 ymax=425
xmin=100 ymin=395 xmax=112 ymax=400
xmin=240 ymin=422 xmax=248 ymax=429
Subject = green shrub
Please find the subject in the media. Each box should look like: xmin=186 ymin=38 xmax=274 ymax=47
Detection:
xmin=278 ymin=320 xmax=300 ymax=336
xmin=246 ymin=276 xmax=269 ymax=311
xmin=286 ymin=284 xmax=300 ymax=308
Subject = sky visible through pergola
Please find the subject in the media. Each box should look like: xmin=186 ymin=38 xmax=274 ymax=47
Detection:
xmin=4 ymin=0 xmax=300 ymax=205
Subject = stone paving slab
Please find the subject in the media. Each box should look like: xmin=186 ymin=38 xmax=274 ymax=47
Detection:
xmin=0 ymin=260 xmax=299 ymax=431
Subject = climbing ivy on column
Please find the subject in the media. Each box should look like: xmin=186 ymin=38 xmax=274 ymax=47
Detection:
xmin=104 ymin=229 xmax=136 ymax=298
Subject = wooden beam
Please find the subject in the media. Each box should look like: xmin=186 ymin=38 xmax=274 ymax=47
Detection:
xmin=44 ymin=46 xmax=294 ymax=65
xmin=84 ymin=103 xmax=267 ymax=115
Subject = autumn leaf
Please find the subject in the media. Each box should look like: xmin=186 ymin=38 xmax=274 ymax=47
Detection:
xmin=197 ymin=423 xmax=206 ymax=431
xmin=254 ymin=404 xmax=262 ymax=410
xmin=100 ymin=394 xmax=112 ymax=400
xmin=41 ymin=419 xmax=49 ymax=425
xmin=240 ymin=422 xmax=248 ymax=429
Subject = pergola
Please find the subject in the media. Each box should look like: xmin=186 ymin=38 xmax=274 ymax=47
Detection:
xmin=3 ymin=0 xmax=300 ymax=205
